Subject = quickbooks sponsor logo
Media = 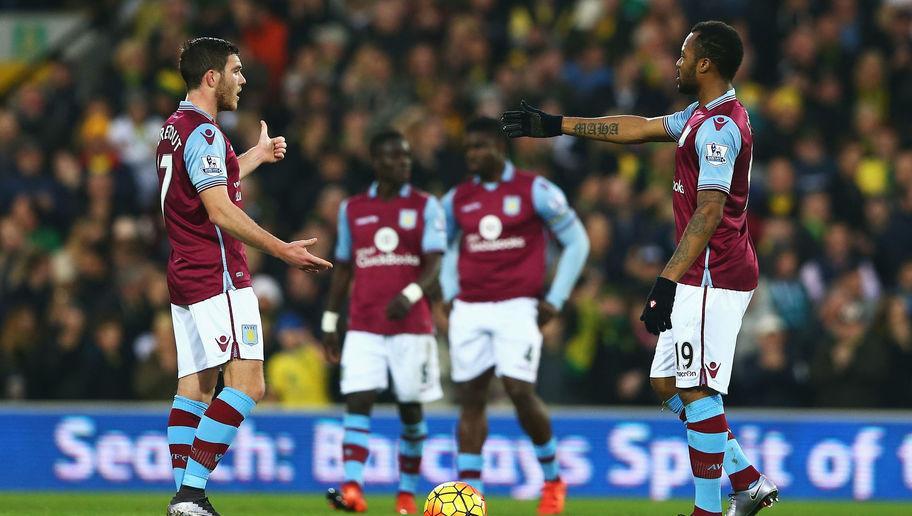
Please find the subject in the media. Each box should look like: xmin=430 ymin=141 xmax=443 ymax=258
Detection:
xmin=355 ymin=248 xmax=420 ymax=268
xmin=466 ymin=234 xmax=525 ymax=253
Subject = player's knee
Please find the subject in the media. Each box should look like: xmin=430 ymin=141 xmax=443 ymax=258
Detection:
xmin=502 ymin=378 xmax=535 ymax=406
xmin=398 ymin=402 xmax=422 ymax=424
xmin=458 ymin=395 xmax=487 ymax=419
xmin=346 ymin=392 xmax=376 ymax=415
xmin=246 ymin=381 xmax=266 ymax=403
xmin=230 ymin=379 xmax=265 ymax=403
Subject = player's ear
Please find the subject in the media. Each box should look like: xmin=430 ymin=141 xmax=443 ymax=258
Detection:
xmin=204 ymin=68 xmax=219 ymax=88
xmin=697 ymin=57 xmax=712 ymax=75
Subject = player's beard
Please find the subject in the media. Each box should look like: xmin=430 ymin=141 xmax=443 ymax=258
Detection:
xmin=215 ymin=77 xmax=237 ymax=112
xmin=677 ymin=66 xmax=698 ymax=95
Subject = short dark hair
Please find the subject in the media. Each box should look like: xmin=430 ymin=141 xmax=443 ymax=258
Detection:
xmin=465 ymin=117 xmax=504 ymax=141
xmin=369 ymin=129 xmax=405 ymax=157
xmin=690 ymin=21 xmax=743 ymax=81
xmin=178 ymin=37 xmax=239 ymax=90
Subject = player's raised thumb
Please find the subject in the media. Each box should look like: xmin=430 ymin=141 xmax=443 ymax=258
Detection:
xmin=259 ymin=120 xmax=268 ymax=138
xmin=295 ymin=238 xmax=317 ymax=247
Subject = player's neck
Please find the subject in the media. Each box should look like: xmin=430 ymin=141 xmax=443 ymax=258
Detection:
xmin=376 ymin=181 xmax=403 ymax=199
xmin=185 ymin=91 xmax=218 ymax=120
xmin=478 ymin=162 xmax=505 ymax=183
xmin=698 ymin=80 xmax=733 ymax=108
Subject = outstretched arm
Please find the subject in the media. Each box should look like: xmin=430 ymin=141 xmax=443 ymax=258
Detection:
xmin=238 ymin=121 xmax=287 ymax=180
xmin=502 ymin=100 xmax=679 ymax=144
xmin=561 ymin=115 xmax=672 ymax=144
xmin=200 ymin=187 xmax=331 ymax=272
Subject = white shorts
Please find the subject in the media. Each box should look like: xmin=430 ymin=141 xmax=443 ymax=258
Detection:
xmin=448 ymin=297 xmax=542 ymax=384
xmin=340 ymin=331 xmax=443 ymax=403
xmin=171 ymin=287 xmax=264 ymax=378
xmin=650 ymin=284 xmax=753 ymax=394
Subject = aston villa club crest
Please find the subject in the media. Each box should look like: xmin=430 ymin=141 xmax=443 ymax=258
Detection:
xmin=399 ymin=209 xmax=417 ymax=229
xmin=241 ymin=324 xmax=258 ymax=345
xmin=503 ymin=195 xmax=521 ymax=216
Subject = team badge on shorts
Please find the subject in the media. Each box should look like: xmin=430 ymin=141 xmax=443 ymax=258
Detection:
xmin=399 ymin=209 xmax=417 ymax=230
xmin=241 ymin=324 xmax=259 ymax=345
xmin=503 ymin=195 xmax=521 ymax=216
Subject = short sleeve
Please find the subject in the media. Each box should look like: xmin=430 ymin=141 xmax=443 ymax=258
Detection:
xmin=422 ymin=196 xmax=447 ymax=253
xmin=532 ymin=176 xmax=576 ymax=233
xmin=694 ymin=115 xmax=742 ymax=194
xmin=334 ymin=200 xmax=352 ymax=262
xmin=183 ymin=123 xmax=228 ymax=193
xmin=662 ymin=102 xmax=699 ymax=141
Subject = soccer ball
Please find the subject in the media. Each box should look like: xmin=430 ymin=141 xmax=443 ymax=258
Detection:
xmin=424 ymin=481 xmax=486 ymax=516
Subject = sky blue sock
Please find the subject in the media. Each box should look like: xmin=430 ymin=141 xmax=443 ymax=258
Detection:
xmin=183 ymin=387 xmax=255 ymax=490
xmin=534 ymin=437 xmax=559 ymax=481
xmin=664 ymin=393 xmax=684 ymax=415
xmin=724 ymin=431 xmax=762 ymax=491
xmin=168 ymin=395 xmax=208 ymax=490
xmin=343 ymin=413 xmax=371 ymax=485
xmin=398 ymin=421 xmax=427 ymax=494
xmin=457 ymin=453 xmax=484 ymax=493
xmin=685 ymin=395 xmax=727 ymax=515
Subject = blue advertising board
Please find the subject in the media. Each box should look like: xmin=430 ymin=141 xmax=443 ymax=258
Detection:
xmin=1 ymin=406 xmax=912 ymax=501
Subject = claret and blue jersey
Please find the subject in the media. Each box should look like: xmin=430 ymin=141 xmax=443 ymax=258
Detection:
xmin=663 ymin=88 xmax=759 ymax=291
xmin=334 ymin=182 xmax=446 ymax=335
xmin=156 ymin=100 xmax=250 ymax=306
xmin=440 ymin=162 xmax=589 ymax=309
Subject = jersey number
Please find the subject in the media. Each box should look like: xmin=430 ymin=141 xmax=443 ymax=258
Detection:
xmin=159 ymin=153 xmax=173 ymax=217
xmin=675 ymin=341 xmax=694 ymax=369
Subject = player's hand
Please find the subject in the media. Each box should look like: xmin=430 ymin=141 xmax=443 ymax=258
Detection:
xmin=257 ymin=120 xmax=287 ymax=163
xmin=640 ymin=276 xmax=676 ymax=335
xmin=537 ymin=300 xmax=559 ymax=327
xmin=321 ymin=331 xmax=341 ymax=364
xmin=386 ymin=294 xmax=413 ymax=320
xmin=278 ymin=238 xmax=333 ymax=273
xmin=501 ymin=100 xmax=563 ymax=138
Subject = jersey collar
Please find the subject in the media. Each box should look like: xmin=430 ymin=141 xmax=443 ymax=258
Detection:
xmin=178 ymin=100 xmax=215 ymax=122
xmin=703 ymin=88 xmax=736 ymax=110
xmin=368 ymin=182 xmax=412 ymax=198
xmin=475 ymin=161 xmax=515 ymax=189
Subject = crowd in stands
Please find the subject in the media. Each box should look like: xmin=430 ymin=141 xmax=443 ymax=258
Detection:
xmin=2 ymin=0 xmax=912 ymax=409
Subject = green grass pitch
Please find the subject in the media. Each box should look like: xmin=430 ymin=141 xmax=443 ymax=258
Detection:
xmin=0 ymin=493 xmax=909 ymax=515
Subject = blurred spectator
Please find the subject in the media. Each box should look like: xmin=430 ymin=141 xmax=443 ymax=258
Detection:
xmin=265 ymin=312 xmax=330 ymax=407
xmin=732 ymin=315 xmax=809 ymax=407
xmin=0 ymin=305 xmax=39 ymax=399
xmin=810 ymin=276 xmax=887 ymax=407
xmin=133 ymin=312 xmax=178 ymax=400
xmin=107 ymin=93 xmax=163 ymax=209
xmin=765 ymin=247 xmax=813 ymax=333
xmin=82 ymin=316 xmax=133 ymax=400
xmin=2 ymin=0 xmax=912 ymax=408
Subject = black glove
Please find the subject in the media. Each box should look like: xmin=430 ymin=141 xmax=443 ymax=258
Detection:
xmin=501 ymin=100 xmax=563 ymax=138
xmin=640 ymin=277 xmax=676 ymax=336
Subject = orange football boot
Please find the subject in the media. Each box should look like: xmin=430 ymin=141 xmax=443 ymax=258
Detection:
xmin=537 ymin=479 xmax=567 ymax=515
xmin=395 ymin=491 xmax=417 ymax=514
xmin=326 ymin=481 xmax=368 ymax=513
